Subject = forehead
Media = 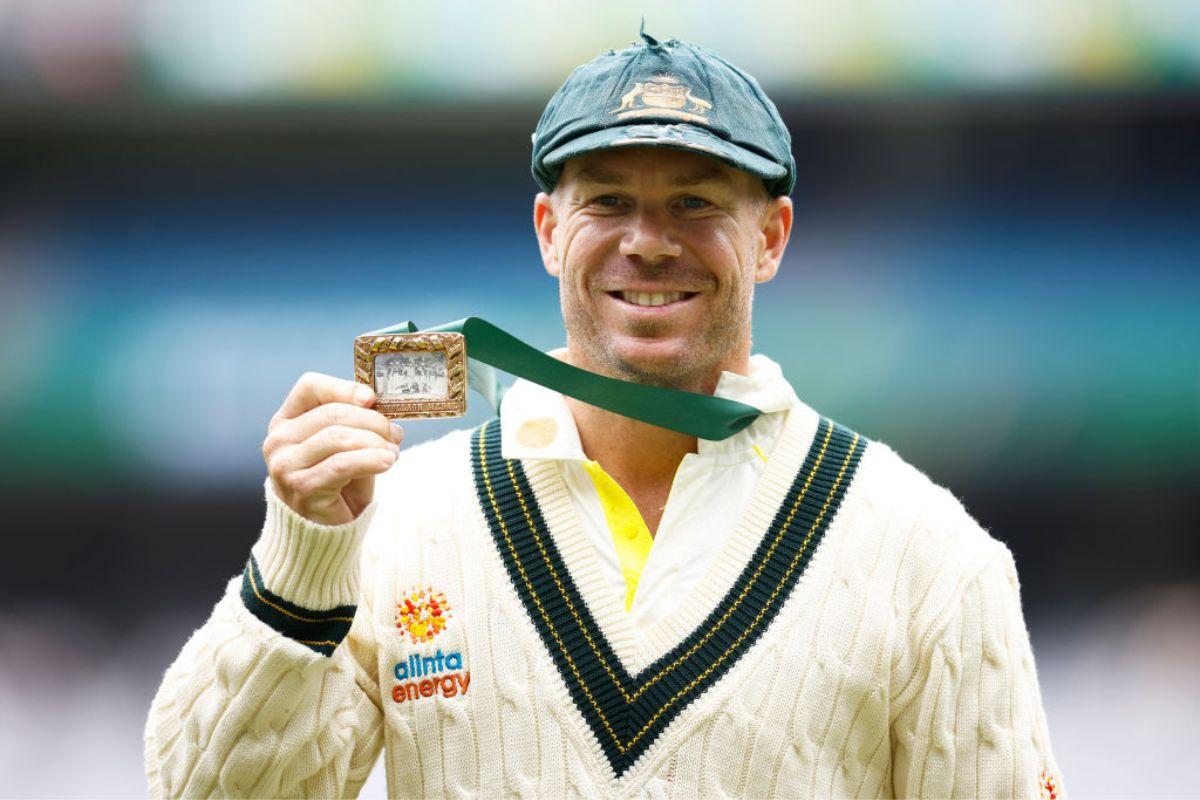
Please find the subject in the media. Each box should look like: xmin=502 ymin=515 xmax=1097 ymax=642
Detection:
xmin=559 ymin=146 xmax=756 ymax=192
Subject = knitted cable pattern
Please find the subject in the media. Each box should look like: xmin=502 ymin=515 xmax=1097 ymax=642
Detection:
xmin=145 ymin=421 xmax=1064 ymax=798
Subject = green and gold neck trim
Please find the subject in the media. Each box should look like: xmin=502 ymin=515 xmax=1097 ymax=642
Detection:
xmin=471 ymin=415 xmax=866 ymax=777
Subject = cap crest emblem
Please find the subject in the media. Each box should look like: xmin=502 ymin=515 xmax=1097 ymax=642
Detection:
xmin=613 ymin=75 xmax=712 ymax=124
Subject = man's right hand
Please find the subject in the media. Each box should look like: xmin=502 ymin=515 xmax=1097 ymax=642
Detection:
xmin=263 ymin=372 xmax=403 ymax=526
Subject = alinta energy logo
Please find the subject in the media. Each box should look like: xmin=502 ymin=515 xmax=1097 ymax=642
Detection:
xmin=393 ymin=585 xmax=469 ymax=704
xmin=392 ymin=648 xmax=470 ymax=704
xmin=396 ymin=586 xmax=452 ymax=644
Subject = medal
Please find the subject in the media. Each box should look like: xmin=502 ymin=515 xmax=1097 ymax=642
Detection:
xmin=354 ymin=318 xmax=763 ymax=439
xmin=354 ymin=331 xmax=468 ymax=419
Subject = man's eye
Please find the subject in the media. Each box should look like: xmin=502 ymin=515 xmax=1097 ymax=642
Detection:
xmin=680 ymin=196 xmax=711 ymax=210
xmin=592 ymin=195 xmax=622 ymax=208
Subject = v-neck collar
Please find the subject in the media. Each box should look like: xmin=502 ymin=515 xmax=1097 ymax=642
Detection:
xmin=470 ymin=412 xmax=867 ymax=778
xmin=531 ymin=403 xmax=822 ymax=669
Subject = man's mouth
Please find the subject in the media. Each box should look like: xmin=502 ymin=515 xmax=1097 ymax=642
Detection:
xmin=608 ymin=290 xmax=698 ymax=308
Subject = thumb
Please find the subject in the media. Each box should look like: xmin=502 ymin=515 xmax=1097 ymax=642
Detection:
xmin=342 ymin=473 xmax=376 ymax=519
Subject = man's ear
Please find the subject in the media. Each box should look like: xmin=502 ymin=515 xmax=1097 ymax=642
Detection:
xmin=754 ymin=195 xmax=793 ymax=283
xmin=533 ymin=192 xmax=561 ymax=277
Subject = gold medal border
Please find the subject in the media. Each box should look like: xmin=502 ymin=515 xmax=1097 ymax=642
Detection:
xmin=354 ymin=332 xmax=468 ymax=419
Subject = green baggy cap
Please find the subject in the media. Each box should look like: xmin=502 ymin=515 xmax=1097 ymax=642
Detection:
xmin=532 ymin=30 xmax=796 ymax=197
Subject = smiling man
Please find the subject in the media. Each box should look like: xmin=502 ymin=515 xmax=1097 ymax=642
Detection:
xmin=530 ymin=145 xmax=791 ymax=538
xmin=540 ymin=149 xmax=779 ymax=392
xmin=146 ymin=32 xmax=1064 ymax=799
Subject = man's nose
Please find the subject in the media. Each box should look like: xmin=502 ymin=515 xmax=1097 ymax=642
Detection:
xmin=619 ymin=209 xmax=682 ymax=263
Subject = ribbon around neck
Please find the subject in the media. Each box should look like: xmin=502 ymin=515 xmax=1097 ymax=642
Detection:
xmin=364 ymin=317 xmax=763 ymax=441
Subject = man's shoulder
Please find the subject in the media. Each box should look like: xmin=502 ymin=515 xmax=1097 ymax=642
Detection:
xmin=363 ymin=423 xmax=484 ymax=556
xmin=835 ymin=425 xmax=1025 ymax=682
xmin=368 ymin=423 xmax=486 ymax=520
xmin=837 ymin=421 xmax=1006 ymax=578
xmin=397 ymin=423 xmax=477 ymax=464
xmin=378 ymin=422 xmax=479 ymax=493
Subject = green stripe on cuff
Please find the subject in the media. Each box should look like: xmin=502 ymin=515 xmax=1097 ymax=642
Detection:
xmin=239 ymin=554 xmax=357 ymax=657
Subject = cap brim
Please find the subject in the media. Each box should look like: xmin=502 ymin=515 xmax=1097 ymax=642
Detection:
xmin=543 ymin=123 xmax=786 ymax=184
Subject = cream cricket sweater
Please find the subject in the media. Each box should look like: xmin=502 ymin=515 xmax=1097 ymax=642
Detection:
xmin=499 ymin=354 xmax=801 ymax=632
xmin=145 ymin=403 xmax=1065 ymax=799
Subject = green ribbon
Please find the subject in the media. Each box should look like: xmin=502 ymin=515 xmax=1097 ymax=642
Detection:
xmin=365 ymin=317 xmax=763 ymax=441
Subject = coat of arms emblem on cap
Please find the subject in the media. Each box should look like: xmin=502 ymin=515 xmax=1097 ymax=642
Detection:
xmin=612 ymin=75 xmax=713 ymax=125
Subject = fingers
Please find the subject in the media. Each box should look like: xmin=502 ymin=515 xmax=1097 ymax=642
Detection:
xmin=265 ymin=402 xmax=401 ymax=453
xmin=272 ymin=448 xmax=397 ymax=518
xmin=273 ymin=372 xmax=375 ymax=426
xmin=273 ymin=425 xmax=399 ymax=474
xmin=263 ymin=371 xmax=407 ymax=526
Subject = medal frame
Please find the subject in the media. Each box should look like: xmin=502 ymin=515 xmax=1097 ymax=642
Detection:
xmin=354 ymin=332 xmax=467 ymax=419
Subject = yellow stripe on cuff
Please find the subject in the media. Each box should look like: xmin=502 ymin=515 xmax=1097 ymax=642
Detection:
xmin=583 ymin=460 xmax=655 ymax=612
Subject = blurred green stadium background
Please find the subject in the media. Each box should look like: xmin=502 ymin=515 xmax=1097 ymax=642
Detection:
xmin=1 ymin=1 xmax=1198 ymax=797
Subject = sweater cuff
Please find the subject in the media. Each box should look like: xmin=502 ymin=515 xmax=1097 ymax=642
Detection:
xmin=240 ymin=478 xmax=378 ymax=654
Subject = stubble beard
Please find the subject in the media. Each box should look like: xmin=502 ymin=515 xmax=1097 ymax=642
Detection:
xmin=562 ymin=281 xmax=754 ymax=393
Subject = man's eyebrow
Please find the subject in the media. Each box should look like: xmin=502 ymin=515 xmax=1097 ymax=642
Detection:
xmin=669 ymin=167 xmax=734 ymax=188
xmin=572 ymin=163 xmax=735 ymax=188
xmin=574 ymin=165 xmax=628 ymax=184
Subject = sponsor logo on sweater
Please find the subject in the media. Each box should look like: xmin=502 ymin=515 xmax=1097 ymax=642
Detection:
xmin=392 ymin=649 xmax=470 ymax=703
xmin=395 ymin=585 xmax=452 ymax=644
xmin=1039 ymin=769 xmax=1061 ymax=800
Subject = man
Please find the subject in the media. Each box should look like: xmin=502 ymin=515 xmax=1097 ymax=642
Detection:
xmin=146 ymin=32 xmax=1064 ymax=798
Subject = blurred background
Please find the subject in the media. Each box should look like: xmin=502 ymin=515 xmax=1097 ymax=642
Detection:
xmin=1 ymin=0 xmax=1198 ymax=796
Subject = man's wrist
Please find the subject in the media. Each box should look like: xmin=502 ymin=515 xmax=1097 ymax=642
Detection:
xmin=250 ymin=477 xmax=377 ymax=611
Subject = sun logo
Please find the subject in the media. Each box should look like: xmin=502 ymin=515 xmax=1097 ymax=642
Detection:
xmin=396 ymin=586 xmax=452 ymax=644
xmin=1039 ymin=769 xmax=1060 ymax=800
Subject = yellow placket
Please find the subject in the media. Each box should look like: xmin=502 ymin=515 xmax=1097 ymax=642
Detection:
xmin=582 ymin=460 xmax=655 ymax=612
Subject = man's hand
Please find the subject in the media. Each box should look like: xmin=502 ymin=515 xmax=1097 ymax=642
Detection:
xmin=263 ymin=372 xmax=403 ymax=526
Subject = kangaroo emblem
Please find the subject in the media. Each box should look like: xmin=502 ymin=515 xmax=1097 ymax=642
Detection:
xmin=612 ymin=75 xmax=712 ymax=121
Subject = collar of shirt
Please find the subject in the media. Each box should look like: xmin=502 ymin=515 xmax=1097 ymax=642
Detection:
xmin=499 ymin=352 xmax=801 ymax=464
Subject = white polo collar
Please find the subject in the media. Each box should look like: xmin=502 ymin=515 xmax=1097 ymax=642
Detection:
xmin=499 ymin=352 xmax=800 ymax=462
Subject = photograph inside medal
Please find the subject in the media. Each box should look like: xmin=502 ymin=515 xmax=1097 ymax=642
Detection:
xmin=0 ymin=2 xmax=1198 ymax=797
xmin=375 ymin=352 xmax=449 ymax=401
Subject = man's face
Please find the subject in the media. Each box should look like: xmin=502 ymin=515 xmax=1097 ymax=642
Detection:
xmin=534 ymin=146 xmax=792 ymax=392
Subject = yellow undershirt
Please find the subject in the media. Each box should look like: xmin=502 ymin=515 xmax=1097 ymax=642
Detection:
xmin=582 ymin=460 xmax=655 ymax=612
xmin=582 ymin=444 xmax=769 ymax=612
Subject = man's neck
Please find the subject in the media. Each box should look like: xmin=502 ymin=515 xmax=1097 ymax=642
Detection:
xmin=566 ymin=398 xmax=696 ymax=535
xmin=562 ymin=349 xmax=753 ymax=534
xmin=569 ymin=398 xmax=697 ymax=481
